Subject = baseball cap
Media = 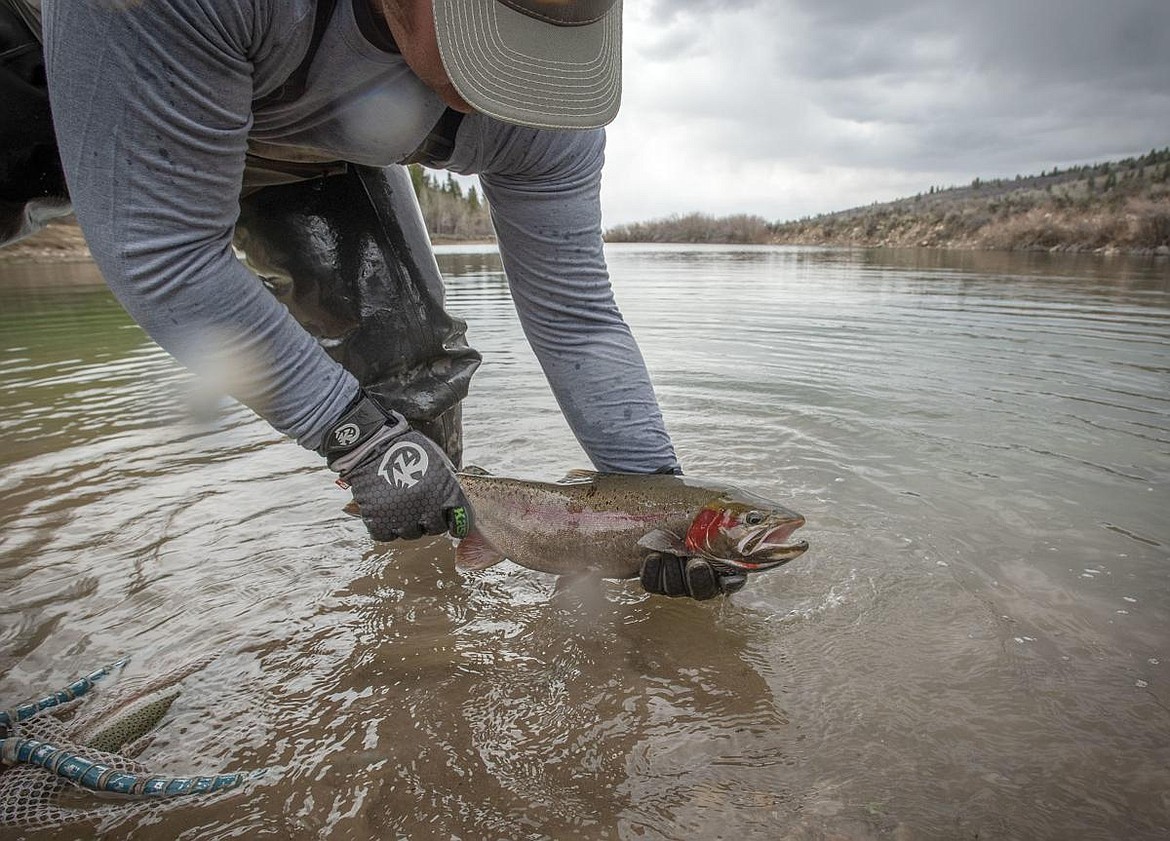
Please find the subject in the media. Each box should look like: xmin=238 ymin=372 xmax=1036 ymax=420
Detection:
xmin=432 ymin=0 xmax=623 ymax=130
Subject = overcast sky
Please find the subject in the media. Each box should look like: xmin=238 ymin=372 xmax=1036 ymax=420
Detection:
xmin=597 ymin=0 xmax=1170 ymax=226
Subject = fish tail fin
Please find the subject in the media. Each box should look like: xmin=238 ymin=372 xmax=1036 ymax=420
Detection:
xmin=454 ymin=529 xmax=506 ymax=571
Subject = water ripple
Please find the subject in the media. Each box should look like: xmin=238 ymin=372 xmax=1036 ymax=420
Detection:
xmin=2 ymin=246 xmax=1168 ymax=839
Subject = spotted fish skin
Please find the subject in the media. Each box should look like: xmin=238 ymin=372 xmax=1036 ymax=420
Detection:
xmin=455 ymin=469 xmax=808 ymax=578
xmin=74 ymin=687 xmax=180 ymax=754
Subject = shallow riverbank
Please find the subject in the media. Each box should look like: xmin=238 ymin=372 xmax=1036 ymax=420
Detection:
xmin=0 ymin=218 xmax=91 ymax=264
xmin=0 ymin=219 xmax=498 ymax=268
xmin=768 ymin=193 xmax=1170 ymax=255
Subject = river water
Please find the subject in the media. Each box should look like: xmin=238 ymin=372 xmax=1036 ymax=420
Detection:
xmin=1 ymin=245 xmax=1167 ymax=839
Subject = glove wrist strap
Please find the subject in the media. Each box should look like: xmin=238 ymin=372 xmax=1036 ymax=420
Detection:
xmin=318 ymin=392 xmax=406 ymax=463
xmin=329 ymin=424 xmax=403 ymax=474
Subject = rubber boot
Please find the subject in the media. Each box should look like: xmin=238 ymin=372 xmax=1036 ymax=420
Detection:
xmin=234 ymin=164 xmax=480 ymax=466
xmin=0 ymin=0 xmax=71 ymax=246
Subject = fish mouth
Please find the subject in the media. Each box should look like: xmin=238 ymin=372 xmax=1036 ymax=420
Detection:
xmin=723 ymin=520 xmax=809 ymax=572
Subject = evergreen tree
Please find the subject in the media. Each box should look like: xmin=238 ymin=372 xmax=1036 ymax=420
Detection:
xmin=406 ymin=165 xmax=493 ymax=240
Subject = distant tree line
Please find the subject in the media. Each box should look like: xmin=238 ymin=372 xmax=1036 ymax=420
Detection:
xmin=408 ymin=164 xmax=494 ymax=241
xmin=603 ymin=148 xmax=1170 ymax=254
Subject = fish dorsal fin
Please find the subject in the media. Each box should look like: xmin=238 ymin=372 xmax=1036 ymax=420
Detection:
xmin=454 ymin=530 xmax=506 ymax=571
xmin=460 ymin=465 xmax=492 ymax=477
xmin=636 ymin=529 xmax=689 ymax=557
xmin=557 ymin=469 xmax=597 ymax=484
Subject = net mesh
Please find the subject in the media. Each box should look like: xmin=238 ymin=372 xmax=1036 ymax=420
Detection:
xmin=0 ymin=708 xmax=156 ymax=830
xmin=0 ymin=659 xmax=241 ymax=831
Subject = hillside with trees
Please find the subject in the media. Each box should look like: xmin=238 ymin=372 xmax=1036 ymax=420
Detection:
xmin=605 ymin=148 xmax=1170 ymax=254
xmin=6 ymin=153 xmax=1167 ymax=261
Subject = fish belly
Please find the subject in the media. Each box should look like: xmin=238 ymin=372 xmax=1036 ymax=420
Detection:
xmin=475 ymin=514 xmax=646 ymax=579
xmin=460 ymin=474 xmax=699 ymax=579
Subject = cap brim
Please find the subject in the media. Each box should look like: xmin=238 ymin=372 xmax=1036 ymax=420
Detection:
xmin=433 ymin=0 xmax=622 ymax=131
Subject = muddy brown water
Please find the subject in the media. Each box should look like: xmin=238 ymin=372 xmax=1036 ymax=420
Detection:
xmin=1 ymin=245 xmax=1168 ymax=839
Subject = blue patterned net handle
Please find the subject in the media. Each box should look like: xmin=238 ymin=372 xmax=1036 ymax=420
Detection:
xmin=0 ymin=738 xmax=260 ymax=796
xmin=0 ymin=656 xmax=131 ymax=730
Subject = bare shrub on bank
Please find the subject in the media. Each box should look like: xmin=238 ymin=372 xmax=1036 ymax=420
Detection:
xmin=606 ymin=212 xmax=772 ymax=244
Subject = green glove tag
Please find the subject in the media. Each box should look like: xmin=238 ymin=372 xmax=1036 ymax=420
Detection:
xmin=449 ymin=506 xmax=470 ymax=539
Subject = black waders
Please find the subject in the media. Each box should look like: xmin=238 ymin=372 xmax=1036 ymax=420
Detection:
xmin=235 ymin=164 xmax=480 ymax=466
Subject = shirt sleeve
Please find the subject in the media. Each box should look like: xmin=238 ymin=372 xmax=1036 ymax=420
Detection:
xmin=445 ymin=115 xmax=680 ymax=474
xmin=42 ymin=0 xmax=357 ymax=451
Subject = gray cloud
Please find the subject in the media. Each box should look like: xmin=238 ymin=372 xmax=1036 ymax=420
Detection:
xmin=607 ymin=0 xmax=1169 ymax=222
xmin=641 ymin=0 xmax=1168 ymax=164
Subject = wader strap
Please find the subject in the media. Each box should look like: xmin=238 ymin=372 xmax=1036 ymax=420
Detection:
xmin=402 ymin=108 xmax=465 ymax=167
xmin=244 ymin=0 xmax=343 ymax=188
xmin=242 ymin=154 xmax=347 ymax=185
xmin=0 ymin=0 xmax=40 ymax=38
xmin=254 ymin=0 xmax=339 ymax=109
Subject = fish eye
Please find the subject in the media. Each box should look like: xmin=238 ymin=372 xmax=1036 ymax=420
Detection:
xmin=745 ymin=511 xmax=765 ymax=526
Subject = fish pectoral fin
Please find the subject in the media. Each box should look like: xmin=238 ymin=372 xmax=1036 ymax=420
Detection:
xmin=454 ymin=530 xmax=506 ymax=571
xmin=556 ymin=469 xmax=597 ymax=484
xmin=637 ymin=529 xmax=690 ymax=557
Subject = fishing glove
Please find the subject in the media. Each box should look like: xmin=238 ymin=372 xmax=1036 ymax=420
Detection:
xmin=640 ymin=554 xmax=747 ymax=600
xmin=320 ymin=392 xmax=472 ymax=541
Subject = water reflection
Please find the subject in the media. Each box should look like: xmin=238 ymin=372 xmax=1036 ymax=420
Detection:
xmin=1 ymin=245 xmax=1168 ymax=839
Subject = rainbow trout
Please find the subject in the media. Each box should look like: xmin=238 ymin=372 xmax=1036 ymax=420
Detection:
xmin=454 ymin=468 xmax=808 ymax=578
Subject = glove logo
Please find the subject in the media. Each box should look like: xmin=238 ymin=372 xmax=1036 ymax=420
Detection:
xmin=378 ymin=441 xmax=429 ymax=489
xmin=332 ymin=422 xmax=362 ymax=449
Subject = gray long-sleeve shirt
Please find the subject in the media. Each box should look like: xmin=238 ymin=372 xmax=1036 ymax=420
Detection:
xmin=41 ymin=0 xmax=677 ymax=473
